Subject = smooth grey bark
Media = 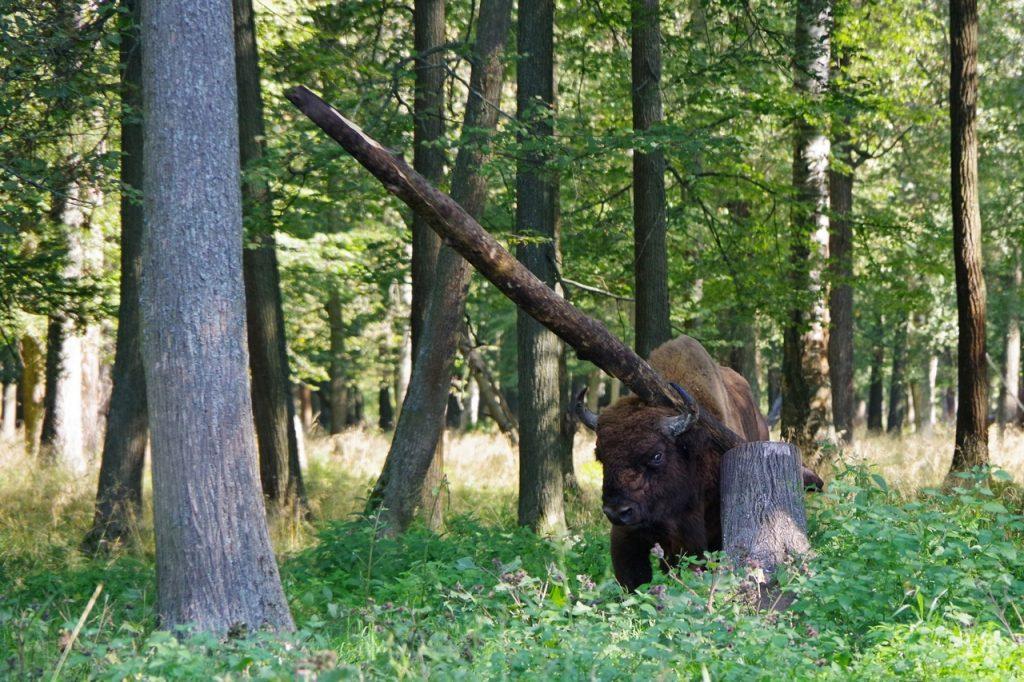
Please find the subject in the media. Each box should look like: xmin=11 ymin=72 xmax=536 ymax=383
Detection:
xmin=517 ymin=0 xmax=567 ymax=534
xmin=950 ymin=0 xmax=988 ymax=469
xmin=631 ymin=0 xmax=671 ymax=359
xmin=85 ymin=0 xmax=149 ymax=552
xmin=721 ymin=441 xmax=811 ymax=609
xmin=234 ymin=0 xmax=306 ymax=512
xmin=140 ymin=0 xmax=292 ymax=634
xmin=372 ymin=0 xmax=513 ymax=534
xmin=782 ymin=0 xmax=832 ymax=449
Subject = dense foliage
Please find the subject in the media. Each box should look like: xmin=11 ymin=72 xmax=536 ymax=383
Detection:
xmin=1 ymin=461 xmax=1022 ymax=678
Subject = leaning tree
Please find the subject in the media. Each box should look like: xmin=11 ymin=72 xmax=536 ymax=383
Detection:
xmin=287 ymin=88 xmax=814 ymax=580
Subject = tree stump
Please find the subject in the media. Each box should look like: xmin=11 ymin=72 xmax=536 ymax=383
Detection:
xmin=721 ymin=441 xmax=811 ymax=610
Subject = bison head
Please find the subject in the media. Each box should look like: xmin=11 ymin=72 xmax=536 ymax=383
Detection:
xmin=576 ymin=385 xmax=711 ymax=528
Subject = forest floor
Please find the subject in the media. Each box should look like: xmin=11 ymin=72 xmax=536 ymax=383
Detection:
xmin=1 ymin=426 xmax=1023 ymax=679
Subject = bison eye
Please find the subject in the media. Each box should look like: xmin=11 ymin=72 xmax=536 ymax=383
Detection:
xmin=649 ymin=451 xmax=664 ymax=467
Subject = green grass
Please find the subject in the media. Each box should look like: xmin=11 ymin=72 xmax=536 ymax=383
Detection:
xmin=1 ymin=430 xmax=1023 ymax=679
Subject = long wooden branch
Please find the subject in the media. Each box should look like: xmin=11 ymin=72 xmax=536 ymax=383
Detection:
xmin=285 ymin=85 xmax=743 ymax=453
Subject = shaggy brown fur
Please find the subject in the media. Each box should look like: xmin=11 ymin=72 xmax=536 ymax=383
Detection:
xmin=594 ymin=335 xmax=768 ymax=590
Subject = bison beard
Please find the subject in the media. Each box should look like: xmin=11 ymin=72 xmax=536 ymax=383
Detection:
xmin=579 ymin=336 xmax=773 ymax=591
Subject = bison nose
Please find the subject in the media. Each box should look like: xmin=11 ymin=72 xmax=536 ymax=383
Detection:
xmin=602 ymin=503 xmax=637 ymax=525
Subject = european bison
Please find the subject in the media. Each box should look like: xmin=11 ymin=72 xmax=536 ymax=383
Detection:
xmin=575 ymin=335 xmax=820 ymax=590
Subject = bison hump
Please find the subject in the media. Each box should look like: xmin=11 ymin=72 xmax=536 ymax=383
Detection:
xmin=647 ymin=336 xmax=741 ymax=434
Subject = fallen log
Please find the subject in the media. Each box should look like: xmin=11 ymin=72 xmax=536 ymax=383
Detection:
xmin=284 ymin=85 xmax=744 ymax=454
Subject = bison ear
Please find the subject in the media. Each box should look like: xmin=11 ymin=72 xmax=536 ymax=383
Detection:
xmin=660 ymin=412 xmax=695 ymax=439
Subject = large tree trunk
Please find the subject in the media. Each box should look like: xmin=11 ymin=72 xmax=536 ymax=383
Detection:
xmin=140 ymin=0 xmax=292 ymax=633
xmin=285 ymin=90 xmax=747 ymax=451
xmin=372 ymin=0 xmax=513 ymax=534
xmin=84 ymin=0 xmax=149 ymax=552
xmin=949 ymin=0 xmax=988 ymax=469
xmin=234 ymin=0 xmax=306 ymax=513
xmin=887 ymin=312 xmax=908 ymax=433
xmin=998 ymin=249 xmax=1021 ymax=428
xmin=782 ymin=0 xmax=833 ymax=449
xmin=21 ymin=334 xmax=45 ymax=456
xmin=516 ymin=0 xmax=567 ymax=534
xmin=631 ymin=0 xmax=671 ymax=359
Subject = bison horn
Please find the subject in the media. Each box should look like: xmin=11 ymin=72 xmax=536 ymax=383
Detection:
xmin=662 ymin=383 xmax=698 ymax=437
xmin=660 ymin=412 xmax=696 ymax=438
xmin=572 ymin=387 xmax=599 ymax=431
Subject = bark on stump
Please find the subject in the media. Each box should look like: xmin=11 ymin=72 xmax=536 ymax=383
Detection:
xmin=721 ymin=441 xmax=811 ymax=611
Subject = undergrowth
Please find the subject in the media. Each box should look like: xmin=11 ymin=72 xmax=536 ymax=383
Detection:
xmin=1 ymin=430 xmax=1022 ymax=679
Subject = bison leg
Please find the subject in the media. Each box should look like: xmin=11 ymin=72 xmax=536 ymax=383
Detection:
xmin=610 ymin=526 xmax=654 ymax=591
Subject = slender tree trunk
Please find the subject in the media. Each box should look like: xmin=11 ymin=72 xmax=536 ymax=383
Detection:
xmin=234 ymin=0 xmax=305 ymax=512
xmin=631 ymin=0 xmax=671 ymax=359
xmin=297 ymin=384 xmax=313 ymax=430
xmin=372 ymin=0 xmax=513 ymax=533
xmin=926 ymin=354 xmax=939 ymax=428
xmin=461 ymin=333 xmax=519 ymax=445
xmin=949 ymin=0 xmax=988 ymax=469
xmin=21 ymin=334 xmax=44 ymax=456
xmin=84 ymin=0 xmax=149 ymax=551
xmin=326 ymin=290 xmax=347 ymax=435
xmin=517 ymin=0 xmax=567 ymax=534
xmin=721 ymin=312 xmax=760 ymax=406
xmin=2 ymin=381 xmax=17 ymax=440
xmin=782 ymin=0 xmax=832 ymax=449
xmin=408 ymin=0 xmax=448 ymax=521
xmin=867 ymin=321 xmax=885 ymax=432
xmin=887 ymin=312 xmax=908 ymax=433
xmin=41 ymin=187 xmax=88 ymax=473
xmin=828 ymin=124 xmax=855 ymax=443
xmin=140 ymin=0 xmax=292 ymax=633
xmin=379 ymin=386 xmax=394 ymax=429
xmin=466 ymin=377 xmax=480 ymax=426
xmin=999 ymin=249 xmax=1021 ymax=428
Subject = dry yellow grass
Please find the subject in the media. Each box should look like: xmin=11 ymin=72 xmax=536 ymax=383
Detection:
xmin=1 ymin=423 xmax=1021 ymax=557
xmin=824 ymin=424 xmax=1024 ymax=491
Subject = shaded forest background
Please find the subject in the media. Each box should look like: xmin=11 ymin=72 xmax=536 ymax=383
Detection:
xmin=1 ymin=0 xmax=1024 ymax=676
